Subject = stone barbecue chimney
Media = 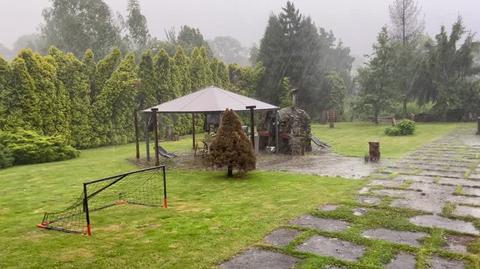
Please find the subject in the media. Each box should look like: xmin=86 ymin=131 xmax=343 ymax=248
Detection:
xmin=290 ymin=88 xmax=298 ymax=108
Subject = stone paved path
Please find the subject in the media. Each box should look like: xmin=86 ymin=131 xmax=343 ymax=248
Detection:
xmin=220 ymin=128 xmax=480 ymax=269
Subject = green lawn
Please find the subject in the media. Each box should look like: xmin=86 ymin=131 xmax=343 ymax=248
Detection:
xmin=312 ymin=122 xmax=469 ymax=158
xmin=0 ymin=140 xmax=363 ymax=269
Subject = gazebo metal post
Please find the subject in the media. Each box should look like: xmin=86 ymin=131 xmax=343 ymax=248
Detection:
xmin=134 ymin=111 xmax=140 ymax=160
xmin=192 ymin=113 xmax=196 ymax=149
xmin=151 ymin=108 xmax=159 ymax=166
xmin=145 ymin=112 xmax=150 ymax=161
xmin=246 ymin=106 xmax=256 ymax=148
xmin=275 ymin=109 xmax=279 ymax=153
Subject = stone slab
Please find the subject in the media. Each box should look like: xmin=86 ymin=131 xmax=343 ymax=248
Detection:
xmin=357 ymin=196 xmax=381 ymax=205
xmin=429 ymin=255 xmax=465 ymax=269
xmin=362 ymin=228 xmax=427 ymax=247
xmin=369 ymin=179 xmax=405 ymax=188
xmin=320 ymin=204 xmax=339 ymax=211
xmin=444 ymin=235 xmax=475 ymax=254
xmin=386 ymin=252 xmax=416 ymax=269
xmin=461 ymin=187 xmax=480 ymax=197
xmin=391 ymin=198 xmax=444 ymax=214
xmin=220 ymin=248 xmax=299 ymax=269
xmin=289 ymin=215 xmax=349 ymax=232
xmin=409 ymin=215 xmax=479 ymax=235
xmin=453 ymin=205 xmax=480 ymax=218
xmin=296 ymin=235 xmax=365 ymax=261
xmin=264 ymin=229 xmax=301 ymax=247
xmin=353 ymin=208 xmax=367 ymax=216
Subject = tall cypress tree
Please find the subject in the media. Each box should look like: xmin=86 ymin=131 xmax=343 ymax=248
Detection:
xmin=0 ymin=57 xmax=10 ymax=129
xmin=94 ymin=53 xmax=138 ymax=145
xmin=154 ymin=49 xmax=178 ymax=103
xmin=17 ymin=49 xmax=70 ymax=138
xmin=173 ymin=47 xmax=192 ymax=95
xmin=83 ymin=49 xmax=97 ymax=101
xmin=49 ymin=47 xmax=93 ymax=148
xmin=137 ymin=50 xmax=157 ymax=110
xmin=4 ymin=58 xmax=41 ymax=131
xmin=94 ymin=48 xmax=122 ymax=102
xmin=190 ymin=47 xmax=208 ymax=90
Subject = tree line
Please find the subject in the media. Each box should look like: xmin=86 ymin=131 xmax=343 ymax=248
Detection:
xmin=0 ymin=46 xmax=262 ymax=149
xmin=357 ymin=0 xmax=480 ymax=122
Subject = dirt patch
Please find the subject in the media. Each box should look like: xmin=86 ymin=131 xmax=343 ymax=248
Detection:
xmin=444 ymin=235 xmax=476 ymax=253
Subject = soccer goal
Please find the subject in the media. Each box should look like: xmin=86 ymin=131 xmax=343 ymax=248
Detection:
xmin=37 ymin=166 xmax=167 ymax=236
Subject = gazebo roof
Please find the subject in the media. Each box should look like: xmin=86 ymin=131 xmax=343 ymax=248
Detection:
xmin=142 ymin=86 xmax=278 ymax=113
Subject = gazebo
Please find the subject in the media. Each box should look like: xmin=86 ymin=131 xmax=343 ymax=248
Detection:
xmin=134 ymin=86 xmax=279 ymax=165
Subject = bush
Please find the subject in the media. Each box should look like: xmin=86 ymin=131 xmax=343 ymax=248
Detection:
xmin=0 ymin=143 xmax=14 ymax=168
xmin=384 ymin=126 xmax=401 ymax=136
xmin=398 ymin=119 xmax=416 ymax=135
xmin=384 ymin=120 xmax=416 ymax=136
xmin=0 ymin=130 xmax=80 ymax=165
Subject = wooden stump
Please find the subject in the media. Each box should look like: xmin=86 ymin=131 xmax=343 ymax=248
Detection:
xmin=369 ymin=142 xmax=380 ymax=162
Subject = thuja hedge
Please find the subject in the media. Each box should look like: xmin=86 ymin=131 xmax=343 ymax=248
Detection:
xmin=0 ymin=130 xmax=79 ymax=166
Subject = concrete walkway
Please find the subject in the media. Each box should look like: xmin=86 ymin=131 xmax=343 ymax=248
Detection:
xmin=220 ymin=128 xmax=480 ymax=269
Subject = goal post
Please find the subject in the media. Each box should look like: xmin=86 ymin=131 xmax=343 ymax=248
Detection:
xmin=37 ymin=166 xmax=168 ymax=236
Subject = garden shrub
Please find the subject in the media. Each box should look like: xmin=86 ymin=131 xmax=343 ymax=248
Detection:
xmin=0 ymin=143 xmax=14 ymax=168
xmin=398 ymin=119 xmax=416 ymax=135
xmin=384 ymin=119 xmax=416 ymax=136
xmin=0 ymin=129 xmax=80 ymax=165
xmin=384 ymin=126 xmax=401 ymax=136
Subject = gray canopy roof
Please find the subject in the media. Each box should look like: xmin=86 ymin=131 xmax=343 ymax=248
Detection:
xmin=143 ymin=86 xmax=278 ymax=113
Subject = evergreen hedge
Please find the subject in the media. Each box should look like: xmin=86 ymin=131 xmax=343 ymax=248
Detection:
xmin=0 ymin=130 xmax=79 ymax=165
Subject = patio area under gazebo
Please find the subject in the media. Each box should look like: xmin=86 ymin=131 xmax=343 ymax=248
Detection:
xmin=133 ymin=86 xmax=279 ymax=166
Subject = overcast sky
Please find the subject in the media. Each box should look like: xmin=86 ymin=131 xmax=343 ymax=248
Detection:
xmin=0 ymin=0 xmax=479 ymax=57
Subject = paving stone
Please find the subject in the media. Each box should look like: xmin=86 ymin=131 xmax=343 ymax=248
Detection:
xmin=374 ymin=189 xmax=419 ymax=198
xmin=408 ymin=182 xmax=455 ymax=195
xmin=386 ymin=252 xmax=416 ymax=269
xmin=453 ymin=205 xmax=480 ymax=218
xmin=296 ymin=235 xmax=365 ymax=261
xmin=469 ymin=174 xmax=480 ymax=180
xmin=449 ymin=196 xmax=480 ymax=206
xmin=357 ymin=196 xmax=381 ymax=205
xmin=353 ymin=208 xmax=367 ymax=216
xmin=439 ymin=178 xmax=480 ymax=188
xmin=392 ymin=198 xmax=444 ymax=214
xmin=219 ymin=248 xmax=299 ymax=269
xmin=395 ymin=175 xmax=436 ymax=183
xmin=264 ymin=229 xmax=301 ymax=247
xmin=369 ymin=179 xmax=405 ymax=188
xmin=362 ymin=228 xmax=427 ymax=247
xmin=320 ymin=204 xmax=339 ymax=211
xmin=444 ymin=235 xmax=475 ymax=254
xmin=409 ymin=215 xmax=479 ymax=235
xmin=358 ymin=187 xmax=370 ymax=194
xmin=458 ymin=187 xmax=480 ymax=196
xmin=429 ymin=255 xmax=465 ymax=269
xmin=289 ymin=215 xmax=349 ymax=232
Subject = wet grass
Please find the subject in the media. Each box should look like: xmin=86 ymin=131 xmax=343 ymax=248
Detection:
xmin=0 ymin=139 xmax=363 ymax=269
xmin=311 ymin=122 xmax=470 ymax=158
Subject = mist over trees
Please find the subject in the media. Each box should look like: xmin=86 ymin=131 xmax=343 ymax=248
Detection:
xmin=255 ymin=1 xmax=354 ymax=119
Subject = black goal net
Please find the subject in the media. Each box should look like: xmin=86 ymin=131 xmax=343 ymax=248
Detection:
xmin=37 ymin=166 xmax=167 ymax=235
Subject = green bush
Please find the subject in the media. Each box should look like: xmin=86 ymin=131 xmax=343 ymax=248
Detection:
xmin=384 ymin=126 xmax=401 ymax=136
xmin=0 ymin=143 xmax=14 ymax=168
xmin=0 ymin=130 xmax=80 ymax=165
xmin=384 ymin=120 xmax=416 ymax=136
xmin=398 ymin=119 xmax=416 ymax=135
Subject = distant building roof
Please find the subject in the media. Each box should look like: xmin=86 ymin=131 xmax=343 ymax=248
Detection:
xmin=143 ymin=86 xmax=278 ymax=113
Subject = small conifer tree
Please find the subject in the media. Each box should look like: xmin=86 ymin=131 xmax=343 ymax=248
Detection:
xmin=209 ymin=109 xmax=256 ymax=177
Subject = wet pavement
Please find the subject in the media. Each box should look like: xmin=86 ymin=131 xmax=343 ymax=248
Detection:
xmin=220 ymin=128 xmax=480 ymax=268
